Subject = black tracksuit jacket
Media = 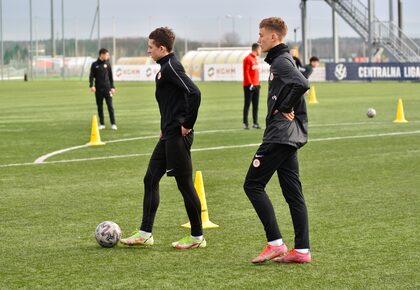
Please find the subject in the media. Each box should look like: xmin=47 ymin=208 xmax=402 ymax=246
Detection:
xmin=155 ymin=53 xmax=201 ymax=140
xmin=301 ymin=64 xmax=314 ymax=79
xmin=263 ymin=44 xmax=310 ymax=149
xmin=89 ymin=58 xmax=115 ymax=91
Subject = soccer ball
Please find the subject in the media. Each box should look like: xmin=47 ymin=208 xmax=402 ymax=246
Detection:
xmin=95 ymin=221 xmax=122 ymax=248
xmin=367 ymin=108 xmax=376 ymax=118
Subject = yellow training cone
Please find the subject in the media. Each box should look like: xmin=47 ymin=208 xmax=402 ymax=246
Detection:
xmin=393 ymin=97 xmax=408 ymax=123
xmin=182 ymin=171 xmax=219 ymax=229
xmin=87 ymin=115 xmax=105 ymax=146
xmin=309 ymin=86 xmax=318 ymax=104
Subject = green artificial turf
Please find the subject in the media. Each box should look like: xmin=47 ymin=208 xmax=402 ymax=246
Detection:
xmin=1 ymin=80 xmax=419 ymax=289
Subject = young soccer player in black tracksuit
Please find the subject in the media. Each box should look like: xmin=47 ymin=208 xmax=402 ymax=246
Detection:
xmin=89 ymin=48 xmax=117 ymax=130
xmin=244 ymin=17 xmax=312 ymax=263
xmin=120 ymin=27 xmax=205 ymax=249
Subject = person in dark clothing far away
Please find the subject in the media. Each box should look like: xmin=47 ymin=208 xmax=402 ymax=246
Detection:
xmin=89 ymin=48 xmax=117 ymax=130
xmin=120 ymin=27 xmax=206 ymax=250
xmin=244 ymin=17 xmax=312 ymax=264
xmin=301 ymin=56 xmax=320 ymax=79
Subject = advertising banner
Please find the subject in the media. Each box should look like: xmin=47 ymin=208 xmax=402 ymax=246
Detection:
xmin=326 ymin=63 xmax=420 ymax=81
xmin=114 ymin=65 xmax=160 ymax=81
xmin=203 ymin=63 xmax=272 ymax=81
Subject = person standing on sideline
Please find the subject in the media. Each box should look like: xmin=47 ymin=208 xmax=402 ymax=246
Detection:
xmin=89 ymin=48 xmax=117 ymax=130
xmin=243 ymin=43 xmax=262 ymax=129
xmin=301 ymin=56 xmax=320 ymax=79
xmin=244 ymin=17 xmax=311 ymax=264
xmin=290 ymin=48 xmax=303 ymax=71
xmin=120 ymin=27 xmax=205 ymax=249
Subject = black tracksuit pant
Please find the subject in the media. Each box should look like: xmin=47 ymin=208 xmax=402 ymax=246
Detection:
xmin=244 ymin=142 xmax=309 ymax=249
xmin=243 ymin=85 xmax=260 ymax=126
xmin=95 ymin=89 xmax=116 ymax=125
xmin=140 ymin=133 xmax=203 ymax=237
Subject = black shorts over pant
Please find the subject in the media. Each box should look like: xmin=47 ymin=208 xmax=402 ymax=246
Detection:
xmin=243 ymin=142 xmax=309 ymax=249
xmin=140 ymin=132 xmax=203 ymax=236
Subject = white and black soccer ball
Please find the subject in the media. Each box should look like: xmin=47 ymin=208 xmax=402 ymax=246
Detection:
xmin=95 ymin=221 xmax=122 ymax=248
xmin=367 ymin=108 xmax=376 ymax=118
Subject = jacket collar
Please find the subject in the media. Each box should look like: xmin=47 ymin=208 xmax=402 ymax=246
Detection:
xmin=264 ymin=43 xmax=289 ymax=65
xmin=157 ymin=53 xmax=174 ymax=64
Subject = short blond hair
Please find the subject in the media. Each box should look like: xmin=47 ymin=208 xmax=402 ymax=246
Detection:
xmin=259 ymin=17 xmax=288 ymax=39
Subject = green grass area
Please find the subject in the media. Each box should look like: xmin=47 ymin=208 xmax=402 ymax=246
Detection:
xmin=1 ymin=80 xmax=420 ymax=289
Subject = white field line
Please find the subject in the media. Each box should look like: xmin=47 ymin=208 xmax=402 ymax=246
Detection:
xmin=12 ymin=121 xmax=419 ymax=165
xmin=33 ymin=144 xmax=90 ymax=164
xmin=33 ymin=129 xmax=243 ymax=164
xmin=105 ymin=128 xmax=242 ymax=144
xmin=0 ymin=129 xmax=419 ymax=168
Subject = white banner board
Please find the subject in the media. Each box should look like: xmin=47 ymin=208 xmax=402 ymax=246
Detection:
xmin=114 ymin=63 xmax=325 ymax=82
xmin=203 ymin=63 xmax=272 ymax=82
xmin=114 ymin=65 xmax=160 ymax=81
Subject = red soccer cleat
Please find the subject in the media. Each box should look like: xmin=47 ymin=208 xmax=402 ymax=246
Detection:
xmin=272 ymin=249 xmax=312 ymax=263
xmin=251 ymin=243 xmax=288 ymax=264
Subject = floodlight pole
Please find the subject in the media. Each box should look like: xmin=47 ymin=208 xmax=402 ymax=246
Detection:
xmin=226 ymin=14 xmax=241 ymax=34
xmin=300 ymin=0 xmax=308 ymax=65
xmin=61 ymin=0 xmax=65 ymax=79
xmin=184 ymin=17 xmax=188 ymax=55
xmin=248 ymin=16 xmax=252 ymax=44
xmin=51 ymin=0 xmax=55 ymax=57
xmin=75 ymin=17 xmax=78 ymax=57
xmin=79 ymin=6 xmax=99 ymax=80
xmin=112 ymin=17 xmax=116 ymax=64
xmin=368 ymin=0 xmax=373 ymax=63
xmin=397 ymin=0 xmax=403 ymax=38
xmin=217 ymin=16 xmax=221 ymax=48
xmin=0 ymin=0 xmax=4 ymax=80
xmin=293 ymin=27 xmax=300 ymax=45
xmin=35 ymin=17 xmax=38 ymax=78
xmin=332 ymin=1 xmax=339 ymax=63
xmin=29 ymin=0 xmax=33 ymax=80
xmin=97 ymin=0 xmax=101 ymax=50
xmin=389 ymin=0 xmax=394 ymax=27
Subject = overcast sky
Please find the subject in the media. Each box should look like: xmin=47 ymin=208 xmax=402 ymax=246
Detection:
xmin=2 ymin=0 xmax=420 ymax=43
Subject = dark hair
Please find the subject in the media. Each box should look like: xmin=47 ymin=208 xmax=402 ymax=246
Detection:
xmin=309 ymin=56 xmax=319 ymax=63
xmin=149 ymin=27 xmax=176 ymax=52
xmin=251 ymin=43 xmax=260 ymax=51
xmin=98 ymin=48 xmax=109 ymax=55
xmin=259 ymin=17 xmax=288 ymax=39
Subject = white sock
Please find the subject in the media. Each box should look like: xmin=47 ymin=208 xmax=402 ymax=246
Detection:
xmin=268 ymin=239 xmax=284 ymax=246
xmin=295 ymin=248 xmax=309 ymax=254
xmin=191 ymin=235 xmax=203 ymax=240
xmin=139 ymin=230 xmax=152 ymax=237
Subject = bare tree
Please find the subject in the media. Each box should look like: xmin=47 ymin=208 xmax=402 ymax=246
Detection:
xmin=221 ymin=32 xmax=241 ymax=47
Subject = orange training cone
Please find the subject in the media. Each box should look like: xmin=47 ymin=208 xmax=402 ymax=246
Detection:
xmin=182 ymin=171 xmax=219 ymax=229
xmin=309 ymin=86 xmax=318 ymax=104
xmin=393 ymin=97 xmax=408 ymax=123
xmin=87 ymin=115 xmax=105 ymax=146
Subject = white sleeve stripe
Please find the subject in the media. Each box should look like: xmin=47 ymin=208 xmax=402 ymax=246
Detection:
xmin=168 ymin=59 xmax=190 ymax=93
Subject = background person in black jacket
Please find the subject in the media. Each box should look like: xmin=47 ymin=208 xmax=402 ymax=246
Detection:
xmin=89 ymin=48 xmax=117 ymax=130
xmin=120 ymin=27 xmax=205 ymax=250
xmin=244 ymin=17 xmax=312 ymax=264
xmin=301 ymin=56 xmax=320 ymax=79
